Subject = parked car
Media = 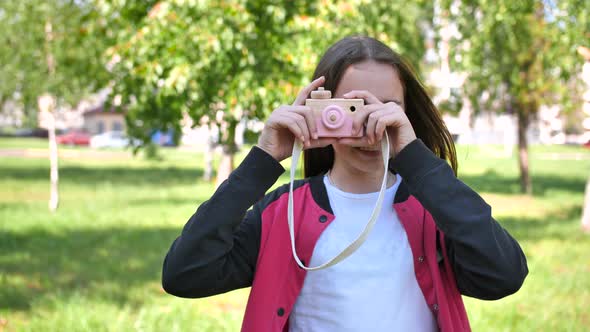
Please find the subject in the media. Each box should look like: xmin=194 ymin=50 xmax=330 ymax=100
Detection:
xmin=56 ymin=131 xmax=91 ymax=146
xmin=90 ymin=131 xmax=139 ymax=149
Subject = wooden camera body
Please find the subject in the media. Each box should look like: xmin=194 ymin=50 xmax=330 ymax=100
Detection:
xmin=305 ymin=87 xmax=364 ymax=138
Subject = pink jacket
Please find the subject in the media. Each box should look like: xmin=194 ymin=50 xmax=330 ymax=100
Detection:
xmin=242 ymin=182 xmax=469 ymax=331
xmin=162 ymin=140 xmax=528 ymax=332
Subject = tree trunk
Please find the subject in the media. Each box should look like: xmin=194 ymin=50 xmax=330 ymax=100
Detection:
xmin=215 ymin=119 xmax=238 ymax=188
xmin=517 ymin=110 xmax=532 ymax=195
xmin=47 ymin=107 xmax=59 ymax=211
xmin=504 ymin=98 xmax=516 ymax=158
xmin=203 ymin=123 xmax=215 ymax=182
xmin=43 ymin=21 xmax=59 ymax=211
xmin=582 ymin=175 xmax=590 ymax=233
xmin=38 ymin=94 xmax=59 ymax=211
xmin=215 ymin=145 xmax=235 ymax=188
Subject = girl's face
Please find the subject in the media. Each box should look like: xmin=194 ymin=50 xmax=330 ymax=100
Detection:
xmin=332 ymin=60 xmax=405 ymax=174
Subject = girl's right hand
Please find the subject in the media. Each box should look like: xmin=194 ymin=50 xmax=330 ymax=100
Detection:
xmin=257 ymin=76 xmax=337 ymax=162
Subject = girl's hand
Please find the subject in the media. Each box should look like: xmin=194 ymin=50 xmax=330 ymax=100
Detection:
xmin=339 ymin=90 xmax=417 ymax=156
xmin=257 ymin=76 xmax=338 ymax=162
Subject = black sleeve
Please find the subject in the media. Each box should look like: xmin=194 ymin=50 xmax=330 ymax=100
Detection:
xmin=161 ymin=146 xmax=285 ymax=298
xmin=391 ymin=139 xmax=528 ymax=300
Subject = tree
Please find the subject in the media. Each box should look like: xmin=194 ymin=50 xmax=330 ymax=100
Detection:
xmin=583 ymin=175 xmax=590 ymax=232
xmin=448 ymin=0 xmax=589 ymax=194
xmin=106 ymin=1 xmax=322 ymax=184
xmin=0 ymin=1 xmax=113 ymax=210
xmin=106 ymin=0 xmax=434 ymax=184
xmin=579 ymin=46 xmax=590 ymax=232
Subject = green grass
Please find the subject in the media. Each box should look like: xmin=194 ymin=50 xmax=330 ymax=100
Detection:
xmin=0 ymin=138 xmax=50 ymax=149
xmin=1 ymin=137 xmax=589 ymax=331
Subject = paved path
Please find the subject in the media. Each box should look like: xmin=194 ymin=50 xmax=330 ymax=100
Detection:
xmin=536 ymin=152 xmax=590 ymax=160
xmin=1 ymin=148 xmax=588 ymax=160
xmin=0 ymin=148 xmax=131 ymax=160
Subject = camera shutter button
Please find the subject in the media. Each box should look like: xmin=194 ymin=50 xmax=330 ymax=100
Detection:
xmin=311 ymin=87 xmax=332 ymax=99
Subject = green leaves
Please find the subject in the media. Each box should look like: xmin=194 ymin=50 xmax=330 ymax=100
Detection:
xmin=1 ymin=0 xmax=441 ymax=148
xmin=1 ymin=0 xmax=113 ymax=120
xmin=105 ymin=0 xmax=433 ymax=146
xmin=450 ymin=0 xmax=589 ymax=115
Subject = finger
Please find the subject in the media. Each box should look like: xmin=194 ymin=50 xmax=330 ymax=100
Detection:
xmin=386 ymin=127 xmax=399 ymax=157
xmin=289 ymin=106 xmax=318 ymax=139
xmin=275 ymin=114 xmax=305 ymax=143
xmin=275 ymin=105 xmax=315 ymax=142
xmin=365 ymin=110 xmax=380 ymax=144
xmin=305 ymin=138 xmax=338 ymax=150
xmin=374 ymin=103 xmax=405 ymax=141
xmin=351 ymin=104 xmax=381 ymax=135
xmin=366 ymin=109 xmax=394 ymax=144
xmin=374 ymin=112 xmax=401 ymax=142
xmin=293 ymin=76 xmax=326 ymax=106
xmin=281 ymin=105 xmax=313 ymax=112
xmin=342 ymin=90 xmax=382 ymax=105
xmin=274 ymin=116 xmax=304 ymax=143
xmin=282 ymin=112 xmax=311 ymax=145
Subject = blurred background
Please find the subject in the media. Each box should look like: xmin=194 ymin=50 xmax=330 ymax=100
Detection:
xmin=1 ymin=0 xmax=589 ymax=331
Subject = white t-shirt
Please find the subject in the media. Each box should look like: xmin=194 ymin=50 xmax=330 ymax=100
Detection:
xmin=289 ymin=174 xmax=436 ymax=332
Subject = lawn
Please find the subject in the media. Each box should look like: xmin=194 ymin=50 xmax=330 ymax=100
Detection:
xmin=1 ymin=138 xmax=589 ymax=331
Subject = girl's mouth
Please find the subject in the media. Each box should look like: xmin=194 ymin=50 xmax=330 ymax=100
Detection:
xmin=356 ymin=146 xmax=380 ymax=152
xmin=354 ymin=146 xmax=382 ymax=157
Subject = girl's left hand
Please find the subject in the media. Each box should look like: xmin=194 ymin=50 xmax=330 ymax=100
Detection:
xmin=338 ymin=90 xmax=417 ymax=156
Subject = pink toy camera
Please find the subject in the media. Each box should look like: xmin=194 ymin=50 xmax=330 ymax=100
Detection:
xmin=305 ymin=87 xmax=364 ymax=138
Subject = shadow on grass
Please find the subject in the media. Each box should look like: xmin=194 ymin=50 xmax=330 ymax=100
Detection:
xmin=496 ymin=205 xmax=584 ymax=242
xmin=0 ymin=226 xmax=181 ymax=312
xmin=3 ymin=164 xmax=585 ymax=196
xmin=1 ymin=165 xmax=204 ymax=186
xmin=0 ymin=206 xmax=583 ymax=314
xmin=128 ymin=197 xmax=203 ymax=207
xmin=459 ymin=169 xmax=586 ymax=196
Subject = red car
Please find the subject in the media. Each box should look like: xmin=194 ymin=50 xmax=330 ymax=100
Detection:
xmin=56 ymin=131 xmax=91 ymax=146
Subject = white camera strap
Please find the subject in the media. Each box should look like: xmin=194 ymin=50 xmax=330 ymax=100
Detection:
xmin=288 ymin=132 xmax=390 ymax=271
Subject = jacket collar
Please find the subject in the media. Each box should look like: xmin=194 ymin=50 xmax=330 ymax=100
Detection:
xmin=308 ymin=174 xmax=333 ymax=215
xmin=307 ymin=171 xmax=411 ymax=214
xmin=394 ymin=180 xmax=410 ymax=203
xmin=390 ymin=161 xmax=410 ymax=203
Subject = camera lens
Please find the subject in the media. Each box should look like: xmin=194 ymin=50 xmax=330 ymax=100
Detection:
xmin=350 ymin=106 xmax=356 ymax=112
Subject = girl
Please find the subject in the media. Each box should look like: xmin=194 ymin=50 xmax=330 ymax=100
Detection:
xmin=162 ymin=36 xmax=528 ymax=332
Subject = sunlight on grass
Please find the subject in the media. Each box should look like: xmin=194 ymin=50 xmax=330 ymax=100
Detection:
xmin=1 ymin=137 xmax=589 ymax=331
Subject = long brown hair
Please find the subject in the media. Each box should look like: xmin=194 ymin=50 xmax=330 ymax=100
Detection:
xmin=303 ymin=36 xmax=458 ymax=177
